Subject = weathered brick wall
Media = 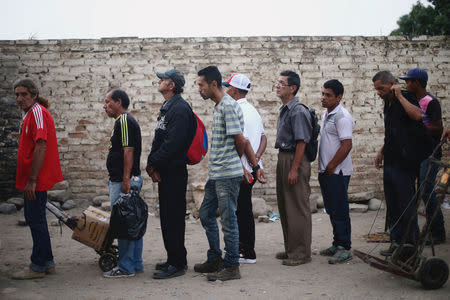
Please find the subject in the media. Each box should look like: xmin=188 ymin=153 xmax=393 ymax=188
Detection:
xmin=1 ymin=36 xmax=448 ymax=205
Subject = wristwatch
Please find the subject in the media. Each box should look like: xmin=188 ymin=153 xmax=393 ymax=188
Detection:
xmin=252 ymin=165 xmax=260 ymax=173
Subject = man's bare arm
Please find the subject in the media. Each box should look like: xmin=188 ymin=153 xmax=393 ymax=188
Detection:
xmin=391 ymin=85 xmax=422 ymax=121
xmin=255 ymin=134 xmax=267 ymax=162
xmin=325 ymin=139 xmax=352 ymax=174
xmin=25 ymin=139 xmax=47 ymax=201
xmin=122 ymin=147 xmax=134 ymax=193
xmin=288 ymin=141 xmax=306 ymax=185
xmin=234 ymin=133 xmax=248 ymax=157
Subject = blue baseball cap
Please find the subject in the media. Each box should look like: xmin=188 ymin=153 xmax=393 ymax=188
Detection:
xmin=156 ymin=69 xmax=185 ymax=88
xmin=399 ymin=68 xmax=428 ymax=82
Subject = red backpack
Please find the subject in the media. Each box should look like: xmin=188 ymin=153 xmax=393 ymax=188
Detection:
xmin=187 ymin=112 xmax=208 ymax=165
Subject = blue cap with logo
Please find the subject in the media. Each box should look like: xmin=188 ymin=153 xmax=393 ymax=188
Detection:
xmin=399 ymin=68 xmax=428 ymax=82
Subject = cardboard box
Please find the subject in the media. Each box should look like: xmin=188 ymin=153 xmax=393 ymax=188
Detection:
xmin=72 ymin=206 xmax=110 ymax=251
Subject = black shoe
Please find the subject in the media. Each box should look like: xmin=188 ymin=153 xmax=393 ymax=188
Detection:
xmin=194 ymin=258 xmax=223 ymax=273
xmin=153 ymin=265 xmax=186 ymax=279
xmin=155 ymin=261 xmax=169 ymax=271
xmin=207 ymin=265 xmax=241 ymax=281
xmin=156 ymin=262 xmax=188 ymax=271
xmin=379 ymin=243 xmax=398 ymax=257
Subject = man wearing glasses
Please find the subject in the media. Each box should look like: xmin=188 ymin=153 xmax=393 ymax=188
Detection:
xmin=274 ymin=70 xmax=312 ymax=266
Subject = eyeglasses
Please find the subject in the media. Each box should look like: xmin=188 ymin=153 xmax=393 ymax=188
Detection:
xmin=275 ymin=81 xmax=291 ymax=87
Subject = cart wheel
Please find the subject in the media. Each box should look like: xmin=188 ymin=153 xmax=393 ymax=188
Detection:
xmin=99 ymin=253 xmax=117 ymax=272
xmin=109 ymin=244 xmax=119 ymax=256
xmin=419 ymin=258 xmax=449 ymax=290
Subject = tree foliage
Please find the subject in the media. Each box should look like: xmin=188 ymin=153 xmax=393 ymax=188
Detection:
xmin=390 ymin=0 xmax=450 ymax=35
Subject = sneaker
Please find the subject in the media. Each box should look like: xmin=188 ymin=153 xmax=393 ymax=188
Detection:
xmin=442 ymin=199 xmax=450 ymax=210
xmin=103 ymin=267 xmax=135 ymax=278
xmin=319 ymin=246 xmax=337 ymax=257
xmin=207 ymin=265 xmax=241 ymax=281
xmin=282 ymin=257 xmax=311 ymax=266
xmin=379 ymin=243 xmax=398 ymax=257
xmin=45 ymin=267 xmax=56 ymax=275
xmin=239 ymin=253 xmax=256 ymax=264
xmin=328 ymin=246 xmax=352 ymax=264
xmin=11 ymin=268 xmax=45 ymax=280
xmin=239 ymin=257 xmax=256 ymax=264
xmin=275 ymin=251 xmax=288 ymax=260
xmin=194 ymin=258 xmax=223 ymax=273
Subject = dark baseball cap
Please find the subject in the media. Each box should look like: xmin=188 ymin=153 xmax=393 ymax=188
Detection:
xmin=156 ymin=69 xmax=185 ymax=88
xmin=399 ymin=68 xmax=428 ymax=82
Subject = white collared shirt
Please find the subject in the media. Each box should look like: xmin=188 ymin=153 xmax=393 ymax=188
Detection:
xmin=318 ymin=104 xmax=353 ymax=176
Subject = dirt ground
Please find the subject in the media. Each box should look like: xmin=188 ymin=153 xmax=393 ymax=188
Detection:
xmin=0 ymin=205 xmax=449 ymax=300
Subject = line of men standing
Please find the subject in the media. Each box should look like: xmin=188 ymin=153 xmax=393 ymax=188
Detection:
xmin=11 ymin=66 xmax=444 ymax=281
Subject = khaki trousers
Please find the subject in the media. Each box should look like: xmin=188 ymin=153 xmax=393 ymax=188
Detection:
xmin=276 ymin=152 xmax=311 ymax=260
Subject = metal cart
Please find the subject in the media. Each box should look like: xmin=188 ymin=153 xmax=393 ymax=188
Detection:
xmin=354 ymin=140 xmax=449 ymax=289
xmin=46 ymin=202 xmax=118 ymax=272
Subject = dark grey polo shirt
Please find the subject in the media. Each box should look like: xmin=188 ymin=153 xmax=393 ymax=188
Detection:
xmin=275 ymin=97 xmax=312 ymax=151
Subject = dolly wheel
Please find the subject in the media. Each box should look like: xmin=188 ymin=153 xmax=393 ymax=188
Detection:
xmin=99 ymin=253 xmax=117 ymax=272
xmin=108 ymin=245 xmax=119 ymax=256
xmin=419 ymin=258 xmax=449 ymax=289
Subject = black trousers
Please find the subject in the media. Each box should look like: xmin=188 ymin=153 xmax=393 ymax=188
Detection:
xmin=158 ymin=165 xmax=188 ymax=269
xmin=236 ymin=177 xmax=256 ymax=259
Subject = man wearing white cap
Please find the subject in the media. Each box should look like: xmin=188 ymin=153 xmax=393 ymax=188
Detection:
xmin=223 ymin=73 xmax=267 ymax=264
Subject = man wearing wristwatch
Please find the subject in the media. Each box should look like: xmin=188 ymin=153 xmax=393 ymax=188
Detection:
xmin=223 ymin=73 xmax=267 ymax=264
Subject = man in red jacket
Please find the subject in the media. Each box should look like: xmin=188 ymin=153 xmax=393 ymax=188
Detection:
xmin=12 ymin=78 xmax=63 ymax=279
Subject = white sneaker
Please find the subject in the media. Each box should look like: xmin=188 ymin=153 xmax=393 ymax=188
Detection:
xmin=239 ymin=257 xmax=256 ymax=264
xmin=442 ymin=199 xmax=450 ymax=210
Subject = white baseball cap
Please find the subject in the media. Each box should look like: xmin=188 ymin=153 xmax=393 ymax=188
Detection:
xmin=222 ymin=73 xmax=251 ymax=91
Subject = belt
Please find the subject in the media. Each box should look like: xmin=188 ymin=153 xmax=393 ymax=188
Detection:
xmin=279 ymin=149 xmax=295 ymax=153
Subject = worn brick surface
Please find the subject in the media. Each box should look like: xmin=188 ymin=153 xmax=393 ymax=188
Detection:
xmin=1 ymin=36 xmax=448 ymax=205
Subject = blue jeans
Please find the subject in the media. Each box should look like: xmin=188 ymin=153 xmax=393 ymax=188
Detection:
xmin=419 ymin=158 xmax=445 ymax=238
xmin=318 ymin=172 xmax=351 ymax=250
xmin=199 ymin=177 xmax=241 ymax=267
xmin=383 ymin=164 xmax=418 ymax=244
xmin=24 ymin=191 xmax=54 ymax=272
xmin=108 ymin=175 xmax=144 ymax=274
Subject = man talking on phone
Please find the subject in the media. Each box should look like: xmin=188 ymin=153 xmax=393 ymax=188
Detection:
xmin=372 ymin=71 xmax=426 ymax=257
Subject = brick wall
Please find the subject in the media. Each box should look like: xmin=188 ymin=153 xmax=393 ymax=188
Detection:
xmin=1 ymin=36 xmax=448 ymax=204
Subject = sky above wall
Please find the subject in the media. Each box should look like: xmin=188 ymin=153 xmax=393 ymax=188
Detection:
xmin=1 ymin=0 xmax=427 ymax=40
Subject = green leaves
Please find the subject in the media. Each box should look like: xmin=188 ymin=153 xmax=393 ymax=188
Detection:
xmin=390 ymin=0 xmax=450 ymax=36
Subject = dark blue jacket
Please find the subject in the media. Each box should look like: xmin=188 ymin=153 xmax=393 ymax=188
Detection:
xmin=147 ymin=94 xmax=196 ymax=170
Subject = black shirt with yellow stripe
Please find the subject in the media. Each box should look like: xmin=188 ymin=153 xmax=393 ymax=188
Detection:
xmin=107 ymin=112 xmax=141 ymax=182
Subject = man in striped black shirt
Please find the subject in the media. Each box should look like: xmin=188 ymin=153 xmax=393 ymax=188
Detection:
xmin=103 ymin=88 xmax=143 ymax=278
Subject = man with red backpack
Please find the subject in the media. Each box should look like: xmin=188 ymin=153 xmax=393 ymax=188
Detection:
xmin=146 ymin=69 xmax=196 ymax=279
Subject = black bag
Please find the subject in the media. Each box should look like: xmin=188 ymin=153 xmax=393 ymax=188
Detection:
xmin=110 ymin=188 xmax=148 ymax=240
xmin=300 ymin=103 xmax=320 ymax=162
